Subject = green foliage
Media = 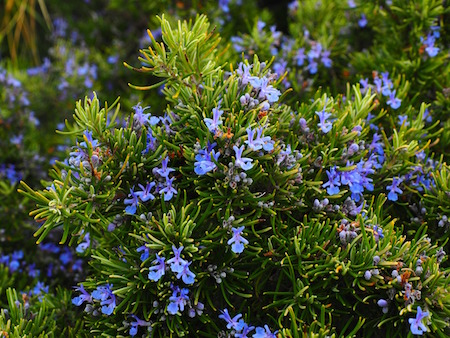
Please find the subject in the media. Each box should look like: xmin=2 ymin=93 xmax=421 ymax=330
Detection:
xmin=16 ymin=13 xmax=449 ymax=337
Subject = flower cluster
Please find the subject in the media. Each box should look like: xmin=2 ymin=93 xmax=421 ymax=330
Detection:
xmin=420 ymin=26 xmax=440 ymax=58
xmin=146 ymin=245 xmax=196 ymax=285
xmin=72 ymin=283 xmax=117 ymax=316
xmin=219 ymin=308 xmax=277 ymax=337
xmin=360 ymin=71 xmax=401 ymax=109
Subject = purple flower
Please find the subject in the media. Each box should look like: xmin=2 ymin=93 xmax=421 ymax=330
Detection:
xmin=124 ymin=188 xmax=139 ymax=215
xmin=358 ymin=14 xmax=367 ymax=27
xmin=136 ymin=182 xmax=156 ymax=202
xmin=255 ymin=127 xmax=274 ymax=152
xmin=76 ymin=233 xmax=90 ymax=253
xmin=248 ymin=76 xmax=281 ymax=103
xmin=397 ymin=115 xmax=409 ymax=127
xmin=167 ymin=246 xmax=188 ymax=273
xmin=148 ymin=254 xmax=166 ymax=281
xmin=295 ymin=48 xmax=306 ymax=66
xmin=194 ymin=143 xmax=220 ymax=175
xmin=369 ymin=133 xmax=384 ymax=156
xmin=233 ymin=145 xmax=253 ymax=171
xmin=408 ymin=306 xmax=429 ymax=335
xmin=132 ymin=102 xmax=151 ymax=127
xmin=176 ymin=261 xmax=196 ymax=285
xmin=253 ymin=325 xmax=277 ymax=338
xmin=306 ymin=59 xmax=318 ymax=74
xmin=244 ymin=127 xmax=262 ymax=151
xmin=373 ymin=77 xmax=383 ymax=93
xmin=316 ymin=106 xmax=333 ymax=134
xmin=31 ymin=281 xmax=49 ymax=301
xmin=321 ymin=50 xmax=332 ymax=68
xmin=167 ymin=286 xmax=189 ymax=315
xmin=381 ymin=72 xmax=393 ymax=96
xmin=159 ymin=176 xmax=177 ymax=201
xmin=387 ymin=177 xmax=403 ymax=201
xmin=235 ymin=323 xmax=256 ymax=337
xmin=323 ymin=166 xmax=341 ymax=195
xmin=92 ymin=284 xmax=116 ymax=315
xmin=422 ymin=33 xmax=439 ymax=57
xmin=59 ymin=248 xmax=73 ymax=265
xmin=219 ymin=309 xmax=244 ymax=330
xmin=137 ymin=245 xmax=150 ymax=262
xmin=387 ymin=90 xmax=401 ymax=109
xmin=155 ymin=156 xmax=175 ymax=178
xmin=129 ymin=315 xmax=151 ymax=337
xmin=372 ymin=225 xmax=384 ymax=242
xmin=204 ymin=107 xmax=223 ymax=133
xmin=72 ymin=284 xmax=92 ymax=306
xmin=359 ymin=78 xmax=369 ymax=94
xmin=142 ymin=130 xmax=157 ymax=154
xmin=422 ymin=108 xmax=432 ymax=123
xmin=27 ymin=263 xmax=40 ymax=278
xmin=219 ymin=0 xmax=230 ymax=13
xmin=228 ymin=226 xmax=249 ymax=254
xmin=237 ymin=62 xmax=252 ymax=85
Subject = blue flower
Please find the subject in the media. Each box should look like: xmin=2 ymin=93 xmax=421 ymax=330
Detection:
xmin=76 ymin=233 xmax=90 ymax=253
xmin=422 ymin=33 xmax=439 ymax=57
xmin=59 ymin=248 xmax=73 ymax=265
xmin=381 ymin=72 xmax=393 ymax=96
xmin=27 ymin=263 xmax=40 ymax=278
xmin=92 ymin=284 xmax=116 ymax=315
xmin=72 ymin=284 xmax=92 ymax=306
xmin=228 ymin=226 xmax=249 ymax=254
xmin=316 ymin=105 xmax=333 ymax=134
xmin=159 ymin=176 xmax=177 ymax=201
xmin=358 ymin=14 xmax=368 ymax=28
xmin=155 ymin=156 xmax=175 ymax=178
xmin=322 ymin=166 xmax=341 ymax=195
xmin=397 ymin=115 xmax=409 ymax=127
xmin=148 ymin=254 xmax=166 ymax=282
xmin=129 ymin=315 xmax=151 ymax=337
xmin=204 ymin=107 xmax=223 ymax=133
xmin=167 ymin=286 xmax=189 ymax=315
xmin=235 ymin=322 xmax=255 ymax=337
xmin=244 ymin=127 xmax=262 ymax=151
xmin=321 ymin=49 xmax=332 ymax=68
xmin=369 ymin=133 xmax=384 ymax=156
xmin=359 ymin=78 xmax=369 ymax=94
xmin=132 ymin=102 xmax=151 ymax=127
xmin=142 ymin=130 xmax=157 ymax=155
xmin=373 ymin=77 xmax=383 ymax=93
xmin=136 ymin=182 xmax=156 ymax=202
xmin=295 ymin=48 xmax=306 ymax=66
xmin=124 ymin=188 xmax=140 ymax=214
xmin=31 ymin=281 xmax=49 ymax=301
xmin=408 ymin=306 xmax=429 ymax=335
xmin=194 ymin=142 xmax=220 ymax=175
xmin=387 ymin=90 xmax=401 ymax=109
xmin=219 ymin=308 xmax=244 ymax=330
xmin=387 ymin=177 xmax=403 ymax=201
xmin=176 ymin=261 xmax=196 ymax=285
xmin=248 ymin=76 xmax=281 ymax=103
xmin=167 ymin=246 xmax=188 ymax=273
xmin=255 ymin=127 xmax=274 ymax=152
xmin=137 ymin=245 xmax=150 ymax=262
xmin=233 ymin=145 xmax=253 ymax=171
xmin=236 ymin=62 xmax=252 ymax=85
xmin=253 ymin=325 xmax=277 ymax=338
xmin=306 ymin=59 xmax=318 ymax=74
